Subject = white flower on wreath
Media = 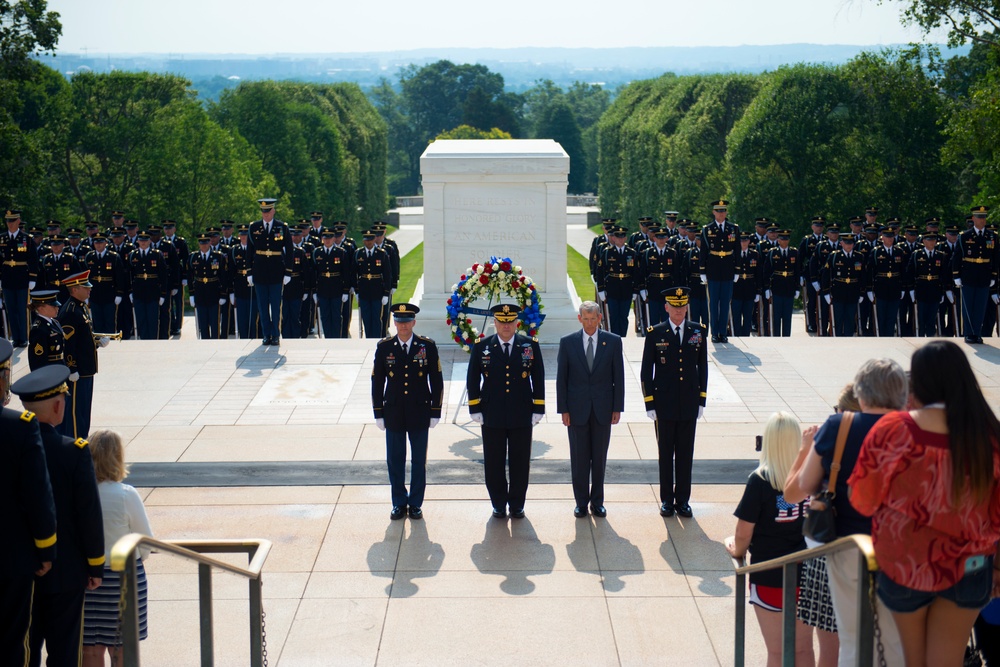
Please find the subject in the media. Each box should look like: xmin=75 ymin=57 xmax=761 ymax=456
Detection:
xmin=476 ymin=265 xmax=484 ymax=275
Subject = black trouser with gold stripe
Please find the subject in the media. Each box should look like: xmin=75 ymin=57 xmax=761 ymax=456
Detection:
xmin=29 ymin=586 xmax=86 ymax=667
xmin=1 ymin=576 xmax=34 ymax=666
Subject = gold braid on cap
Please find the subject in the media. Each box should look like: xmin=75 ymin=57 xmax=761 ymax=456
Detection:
xmin=35 ymin=382 xmax=69 ymax=399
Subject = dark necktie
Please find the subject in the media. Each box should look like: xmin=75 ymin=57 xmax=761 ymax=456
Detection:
xmin=586 ymin=336 xmax=594 ymax=371
xmin=675 ymin=325 xmax=682 ymax=339
xmin=503 ymin=342 xmax=510 ymax=357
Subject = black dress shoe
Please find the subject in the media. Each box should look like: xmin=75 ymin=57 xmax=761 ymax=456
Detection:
xmin=720 ymin=336 xmax=729 ymax=343
xmin=262 ymin=337 xmax=271 ymax=346
xmin=674 ymin=503 xmax=693 ymax=518
xmin=13 ymin=341 xmax=27 ymax=348
xmin=272 ymin=337 xmax=280 ymax=346
xmin=390 ymin=506 xmax=406 ymax=520
xmin=659 ymin=503 xmax=674 ymax=517
xmin=491 ymin=507 xmax=506 ymax=519
xmin=590 ymin=505 xmax=607 ymax=518
xmin=408 ymin=507 xmax=423 ymax=520
xmin=509 ymin=508 xmax=525 ymax=519
xmin=711 ymin=335 xmax=720 ymax=343
xmin=574 ymin=506 xmax=588 ymax=518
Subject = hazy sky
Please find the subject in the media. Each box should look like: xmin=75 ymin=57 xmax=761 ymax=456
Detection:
xmin=49 ymin=0 xmax=940 ymax=54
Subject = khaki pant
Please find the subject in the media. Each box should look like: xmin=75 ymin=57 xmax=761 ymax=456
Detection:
xmin=826 ymin=548 xmax=905 ymax=667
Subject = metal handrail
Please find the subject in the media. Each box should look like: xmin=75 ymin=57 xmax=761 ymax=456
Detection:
xmin=111 ymin=535 xmax=272 ymax=667
xmin=731 ymin=534 xmax=878 ymax=667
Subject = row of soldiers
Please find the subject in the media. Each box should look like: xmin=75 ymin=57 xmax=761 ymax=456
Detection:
xmin=589 ymin=205 xmax=999 ymax=342
xmin=0 ymin=206 xmax=403 ymax=344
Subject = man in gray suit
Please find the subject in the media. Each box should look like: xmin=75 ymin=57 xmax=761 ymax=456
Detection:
xmin=556 ymin=301 xmax=625 ymax=518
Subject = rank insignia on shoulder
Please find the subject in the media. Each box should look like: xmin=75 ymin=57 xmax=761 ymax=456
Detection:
xmin=21 ymin=410 xmax=36 ymax=422
xmin=74 ymin=438 xmax=89 ymax=449
xmin=647 ymin=326 xmax=654 ymax=333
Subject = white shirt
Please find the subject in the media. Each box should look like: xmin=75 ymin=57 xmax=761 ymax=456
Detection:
xmin=581 ymin=330 xmax=597 ymax=356
xmin=98 ymin=481 xmax=154 ymax=561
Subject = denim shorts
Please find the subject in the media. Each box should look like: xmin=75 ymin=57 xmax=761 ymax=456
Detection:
xmin=877 ymin=556 xmax=994 ymax=613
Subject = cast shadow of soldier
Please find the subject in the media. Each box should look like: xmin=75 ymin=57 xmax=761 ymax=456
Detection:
xmin=471 ymin=518 xmax=555 ymax=595
xmin=712 ymin=346 xmax=762 ymax=374
xmin=236 ymin=349 xmax=286 ymax=378
xmin=366 ymin=520 xmax=445 ymax=598
xmin=660 ymin=516 xmax=733 ymax=597
xmin=449 ymin=432 xmax=552 ymax=463
xmin=567 ymin=517 xmax=645 ymax=592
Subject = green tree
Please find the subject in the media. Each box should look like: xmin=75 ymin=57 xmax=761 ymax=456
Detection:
xmin=536 ymin=100 xmax=587 ymax=193
xmin=878 ymin=0 xmax=1000 ymax=46
xmin=943 ymin=64 xmax=1000 ymax=210
xmin=0 ymin=0 xmax=61 ymax=78
xmin=435 ymin=125 xmax=512 ymax=140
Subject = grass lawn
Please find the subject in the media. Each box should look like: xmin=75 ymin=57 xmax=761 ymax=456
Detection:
xmin=567 ymin=246 xmax=595 ymax=302
xmin=393 ymin=242 xmax=423 ymax=305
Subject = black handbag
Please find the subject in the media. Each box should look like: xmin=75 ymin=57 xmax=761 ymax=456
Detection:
xmin=803 ymin=411 xmax=854 ymax=543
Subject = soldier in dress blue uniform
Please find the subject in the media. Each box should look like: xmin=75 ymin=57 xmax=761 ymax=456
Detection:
xmin=372 ymin=303 xmax=444 ymax=520
xmin=162 ymin=220 xmax=189 ymax=336
xmin=764 ymin=230 xmax=799 ymax=336
xmin=907 ymin=232 xmax=949 ymax=337
xmin=11 ymin=364 xmax=104 ymax=667
xmin=39 ymin=236 xmax=82 ymax=304
xmin=149 ymin=224 xmax=181 ymax=339
xmin=809 ymin=223 xmax=840 ymax=337
xmin=373 ymin=224 xmax=400 ymax=336
xmin=27 ymin=290 xmax=65 ymax=371
xmin=683 ymin=226 xmax=709 ymax=327
xmin=641 ymin=287 xmax=708 ymax=518
xmin=354 ymin=230 xmax=392 ymax=338
xmin=896 ymin=225 xmax=921 ymax=336
xmin=333 ymin=224 xmax=358 ymax=338
xmin=313 ymin=230 xmax=351 ymax=338
xmin=280 ymin=228 xmax=311 ymax=340
xmin=128 ymin=231 xmax=169 ymax=341
xmin=797 ymin=217 xmax=826 ymax=333
xmin=466 ymin=304 xmax=545 ymax=519
xmin=952 ymin=206 xmax=999 ymax=344
xmin=247 ymin=198 xmax=295 ymax=346
xmin=229 ymin=226 xmax=260 ymax=339
xmin=699 ymin=200 xmax=741 ymax=343
xmin=589 ymin=219 xmax=615 ymax=286
xmin=732 ymin=233 xmax=761 ymax=337
xmin=59 ymin=270 xmax=109 ymax=440
xmin=306 ymin=211 xmax=326 ymax=246
xmin=2 ymin=209 xmax=41 ymax=347
xmin=83 ymin=234 xmax=127 ymax=335
xmin=867 ymin=226 xmax=906 ymax=337
xmin=597 ymin=224 xmax=641 ymax=336
xmin=188 ymin=235 xmax=229 ymax=339
xmin=940 ymin=224 xmax=961 ymax=336
xmin=821 ymin=234 xmax=865 ymax=336
xmin=0 ymin=338 xmax=58 ymax=667
xmin=640 ymin=228 xmax=679 ymax=327
xmin=662 ymin=210 xmax=681 ymax=239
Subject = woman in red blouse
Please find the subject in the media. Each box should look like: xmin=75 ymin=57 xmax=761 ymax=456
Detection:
xmin=849 ymin=340 xmax=1000 ymax=666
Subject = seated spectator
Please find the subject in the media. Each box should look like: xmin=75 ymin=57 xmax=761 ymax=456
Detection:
xmin=82 ymin=429 xmax=154 ymax=667
xmin=849 ymin=340 xmax=1000 ymax=667
xmin=834 ymin=382 xmax=860 ymax=414
xmin=726 ymin=412 xmax=814 ymax=667
xmin=785 ymin=358 xmax=907 ymax=667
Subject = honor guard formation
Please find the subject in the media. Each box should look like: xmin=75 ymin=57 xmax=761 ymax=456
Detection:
xmin=588 ymin=201 xmax=1000 ymax=342
xmin=0 ymin=200 xmax=403 ymax=348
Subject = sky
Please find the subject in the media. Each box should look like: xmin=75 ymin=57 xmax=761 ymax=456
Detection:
xmin=47 ymin=0 xmax=945 ymax=55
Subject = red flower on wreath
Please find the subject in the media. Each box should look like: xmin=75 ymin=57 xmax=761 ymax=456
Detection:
xmin=483 ymin=264 xmax=493 ymax=275
xmin=500 ymin=260 xmax=511 ymax=272
xmin=479 ymin=275 xmax=489 ymax=285
xmin=511 ymin=280 xmax=520 ymax=288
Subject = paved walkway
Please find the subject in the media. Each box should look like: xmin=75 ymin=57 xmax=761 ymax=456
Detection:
xmin=11 ymin=325 xmax=1000 ymax=665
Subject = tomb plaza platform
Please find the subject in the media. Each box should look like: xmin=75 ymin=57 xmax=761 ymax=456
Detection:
xmin=9 ymin=325 xmax=1000 ymax=666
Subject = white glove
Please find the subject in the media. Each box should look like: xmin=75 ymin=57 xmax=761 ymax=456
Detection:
xmin=282 ymin=275 xmax=291 ymax=286
xmin=182 ymin=279 xmax=188 ymax=286
xmin=700 ymin=274 xmax=708 ymax=285
xmin=530 ymin=414 xmax=543 ymax=426
xmin=189 ymin=296 xmax=196 ymax=307
xmin=698 ymin=406 xmax=704 ymax=419
xmin=229 ymin=294 xmax=235 ymax=305
xmin=900 ymin=291 xmax=905 ymax=300
xmin=799 ymin=276 xmax=805 ymax=286
xmin=764 ymin=289 xmax=772 ymax=300
xmin=733 ymin=274 xmax=739 ymax=283
xmin=640 ymin=289 xmax=648 ymax=300
xmin=349 ymin=288 xmax=355 ymax=295
xmin=909 ymin=291 xmax=915 ymax=302
xmin=824 ymin=294 xmax=831 ymax=304
xmin=375 ymin=418 xmax=385 ymax=431
xmin=340 ymin=294 xmax=347 ymax=303
xmin=219 ymin=297 xmax=227 ymax=305
xmin=946 ymin=291 xmax=954 ymax=303
xmin=793 ymin=290 xmax=800 ymax=299
xmin=992 ymin=280 xmax=996 ymax=288
xmin=129 ymin=293 xmax=134 ymax=303
xmin=28 ymin=281 xmax=36 ymax=290
xmin=858 ymin=296 xmax=865 ymax=304
xmin=68 ymin=372 xmax=80 ymax=382
xmin=247 ymin=276 xmax=254 ymax=287
xmin=867 ymin=291 xmax=875 ymax=302
xmin=171 ymin=289 xmax=178 ymax=296
xmin=98 ymin=336 xmax=110 ymax=348
xmin=954 ymin=278 xmax=962 ymax=288
xmin=597 ymin=290 xmax=606 ymax=301
xmin=114 ymin=296 xmax=122 ymax=305
xmin=632 ymin=293 xmax=639 ymax=302
xmin=646 ymin=410 xmax=657 ymax=420
xmin=391 ymin=288 xmax=396 ymax=295
xmin=754 ymin=294 xmax=760 ymax=303
xmin=470 ymin=413 xmax=484 ymax=425
xmin=429 ymin=418 xmax=439 ymax=428
xmin=301 ymin=294 xmax=308 ymax=301
xmin=993 ymin=294 xmax=1000 ymax=305
xmin=158 ymin=297 xmax=165 ymax=306
xmin=381 ymin=296 xmax=388 ymax=305
xmin=811 ymin=281 xmax=821 ymax=293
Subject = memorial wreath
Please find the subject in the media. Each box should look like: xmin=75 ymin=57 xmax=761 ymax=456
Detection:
xmin=446 ymin=256 xmax=545 ymax=351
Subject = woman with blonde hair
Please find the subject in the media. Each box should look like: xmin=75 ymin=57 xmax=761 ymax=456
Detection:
xmin=726 ymin=412 xmax=813 ymax=667
xmin=82 ymin=429 xmax=154 ymax=667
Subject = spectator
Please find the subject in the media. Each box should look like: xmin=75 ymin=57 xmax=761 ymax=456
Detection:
xmin=849 ymin=340 xmax=1000 ymax=667
xmin=785 ymin=358 xmax=907 ymax=667
xmin=976 ymin=599 xmax=1000 ymax=666
xmin=726 ymin=412 xmax=813 ymax=667
xmin=834 ymin=382 xmax=860 ymax=413
xmin=82 ymin=429 xmax=154 ymax=667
